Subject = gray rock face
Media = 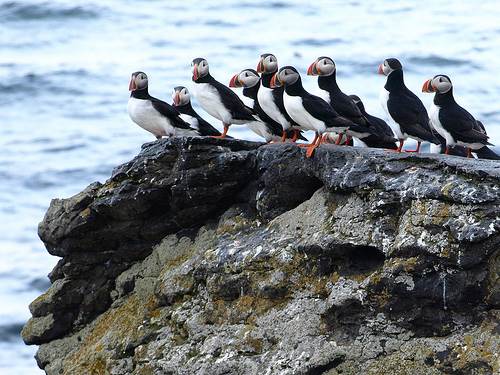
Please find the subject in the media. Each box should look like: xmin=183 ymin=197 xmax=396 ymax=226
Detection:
xmin=22 ymin=138 xmax=499 ymax=374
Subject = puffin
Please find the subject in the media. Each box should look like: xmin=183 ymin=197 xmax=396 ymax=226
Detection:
xmin=256 ymin=53 xmax=301 ymax=141
xmin=422 ymin=74 xmax=493 ymax=158
xmin=378 ymin=58 xmax=440 ymax=152
xmin=349 ymin=95 xmax=398 ymax=149
xmin=191 ymin=58 xmax=256 ymax=138
xmin=307 ymin=56 xmax=388 ymax=146
xmin=127 ymin=71 xmax=197 ymax=139
xmin=171 ymin=86 xmax=222 ymax=136
xmin=271 ymin=66 xmax=352 ymax=157
xmin=229 ymin=69 xmax=307 ymax=143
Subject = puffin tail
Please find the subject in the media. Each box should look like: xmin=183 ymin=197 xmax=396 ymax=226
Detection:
xmin=475 ymin=146 xmax=500 ymax=160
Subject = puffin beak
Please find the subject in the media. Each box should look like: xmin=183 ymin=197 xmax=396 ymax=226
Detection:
xmin=128 ymin=76 xmax=136 ymax=91
xmin=307 ymin=61 xmax=318 ymax=75
xmin=377 ymin=64 xmax=384 ymax=75
xmin=270 ymin=73 xmax=281 ymax=88
xmin=422 ymin=79 xmax=435 ymax=93
xmin=192 ymin=64 xmax=199 ymax=81
xmin=229 ymin=74 xmax=240 ymax=87
xmin=256 ymin=59 xmax=264 ymax=73
xmin=173 ymin=91 xmax=180 ymax=106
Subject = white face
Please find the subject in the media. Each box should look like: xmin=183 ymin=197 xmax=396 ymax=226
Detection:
xmin=172 ymin=87 xmax=190 ymax=106
xmin=278 ymin=68 xmax=299 ymax=86
xmin=431 ymin=75 xmax=453 ymax=93
xmin=316 ymin=57 xmax=336 ymax=76
xmin=381 ymin=60 xmax=394 ymax=76
xmin=131 ymin=72 xmax=148 ymax=90
xmin=192 ymin=59 xmax=209 ymax=78
xmin=238 ymin=70 xmax=260 ymax=87
xmin=262 ymin=54 xmax=278 ymax=73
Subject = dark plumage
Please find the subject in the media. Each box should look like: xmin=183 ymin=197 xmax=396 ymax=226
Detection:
xmin=379 ymin=58 xmax=440 ymax=152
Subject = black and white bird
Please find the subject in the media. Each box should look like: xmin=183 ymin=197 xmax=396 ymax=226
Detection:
xmin=349 ymin=95 xmax=398 ymax=150
xmin=422 ymin=75 xmax=494 ymax=158
xmin=256 ymin=53 xmax=301 ymax=141
xmin=378 ymin=58 xmax=440 ymax=152
xmin=229 ymin=69 xmax=306 ymax=142
xmin=127 ymin=72 xmax=197 ymax=139
xmin=271 ymin=66 xmax=352 ymax=158
xmin=191 ymin=58 xmax=256 ymax=138
xmin=307 ymin=56 xmax=388 ymax=146
xmin=171 ymin=86 xmax=222 ymax=137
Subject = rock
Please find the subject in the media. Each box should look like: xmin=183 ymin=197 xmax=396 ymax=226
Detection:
xmin=23 ymin=137 xmax=500 ymax=374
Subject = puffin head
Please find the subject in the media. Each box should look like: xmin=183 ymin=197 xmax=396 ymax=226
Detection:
xmin=191 ymin=58 xmax=209 ymax=82
xmin=270 ymin=66 xmax=300 ymax=88
xmin=257 ymin=53 xmax=278 ymax=74
xmin=307 ymin=56 xmax=336 ymax=76
xmin=129 ymin=71 xmax=148 ymax=91
xmin=422 ymin=74 xmax=452 ymax=94
xmin=378 ymin=58 xmax=402 ymax=76
xmin=172 ymin=86 xmax=190 ymax=106
xmin=229 ymin=69 xmax=260 ymax=88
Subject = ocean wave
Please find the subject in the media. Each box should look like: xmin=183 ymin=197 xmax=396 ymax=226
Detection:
xmin=0 ymin=1 xmax=99 ymax=21
xmin=0 ymin=70 xmax=89 ymax=100
xmin=294 ymin=38 xmax=344 ymax=47
xmin=407 ymin=55 xmax=473 ymax=67
xmin=0 ymin=323 xmax=23 ymax=342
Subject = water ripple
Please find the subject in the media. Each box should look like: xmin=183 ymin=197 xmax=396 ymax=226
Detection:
xmin=1 ymin=1 xmax=100 ymax=21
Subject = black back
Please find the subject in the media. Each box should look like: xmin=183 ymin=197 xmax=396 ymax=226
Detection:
xmin=318 ymin=72 xmax=367 ymax=125
xmin=385 ymin=69 xmax=438 ymax=143
xmin=434 ymin=89 xmax=489 ymax=145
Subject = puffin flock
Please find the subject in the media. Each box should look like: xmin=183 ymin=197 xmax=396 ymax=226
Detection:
xmin=128 ymin=54 xmax=499 ymax=160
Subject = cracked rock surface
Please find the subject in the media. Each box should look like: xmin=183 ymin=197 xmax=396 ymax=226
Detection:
xmin=22 ymin=138 xmax=500 ymax=374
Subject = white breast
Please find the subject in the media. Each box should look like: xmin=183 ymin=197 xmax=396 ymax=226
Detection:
xmin=193 ymin=83 xmax=232 ymax=124
xmin=179 ymin=114 xmax=199 ymax=130
xmin=379 ymin=88 xmax=404 ymax=140
xmin=429 ymin=104 xmax=454 ymax=146
xmin=127 ymin=97 xmax=173 ymax=137
xmin=283 ymin=92 xmax=326 ymax=133
xmin=317 ymin=89 xmax=331 ymax=104
xmin=246 ymin=121 xmax=276 ymax=142
xmin=257 ymin=86 xmax=290 ymax=129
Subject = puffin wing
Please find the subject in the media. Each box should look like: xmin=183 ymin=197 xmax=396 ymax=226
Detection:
xmin=335 ymin=93 xmax=367 ymax=125
xmin=302 ymin=93 xmax=353 ymax=128
xmin=439 ymin=106 xmax=490 ymax=144
xmin=151 ymin=98 xmax=194 ymax=130
xmin=388 ymin=90 xmax=437 ymax=142
xmin=211 ymin=80 xmax=256 ymax=121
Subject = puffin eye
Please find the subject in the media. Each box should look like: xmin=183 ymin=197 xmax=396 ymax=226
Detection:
xmin=439 ymin=77 xmax=443 ymax=82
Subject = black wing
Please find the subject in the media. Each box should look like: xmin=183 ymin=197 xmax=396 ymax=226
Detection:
xmin=301 ymin=92 xmax=353 ymax=128
xmin=210 ymin=79 xmax=256 ymax=121
xmin=151 ymin=97 xmax=193 ymax=129
xmin=387 ymin=89 xmax=437 ymax=142
xmin=439 ymin=104 xmax=489 ymax=144
xmin=331 ymin=92 xmax=367 ymax=125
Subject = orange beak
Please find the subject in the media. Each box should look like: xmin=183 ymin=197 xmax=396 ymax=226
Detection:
xmin=307 ymin=61 xmax=318 ymax=75
xmin=422 ymin=79 xmax=435 ymax=93
xmin=192 ymin=64 xmax=199 ymax=81
xmin=256 ymin=59 xmax=264 ymax=73
xmin=270 ymin=73 xmax=280 ymax=88
xmin=128 ymin=76 xmax=136 ymax=91
xmin=377 ymin=64 xmax=384 ymax=75
xmin=173 ymin=91 xmax=181 ymax=106
xmin=229 ymin=74 xmax=240 ymax=87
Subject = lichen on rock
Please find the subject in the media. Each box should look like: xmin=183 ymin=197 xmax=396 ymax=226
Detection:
xmin=22 ymin=138 xmax=499 ymax=374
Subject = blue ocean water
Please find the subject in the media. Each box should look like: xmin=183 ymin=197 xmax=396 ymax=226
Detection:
xmin=1 ymin=1 xmax=499 ymax=373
